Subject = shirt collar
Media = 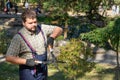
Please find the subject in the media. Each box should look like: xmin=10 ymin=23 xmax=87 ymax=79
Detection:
xmin=23 ymin=26 xmax=40 ymax=35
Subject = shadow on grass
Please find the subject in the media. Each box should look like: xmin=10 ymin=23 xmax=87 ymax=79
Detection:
xmin=96 ymin=66 xmax=120 ymax=80
xmin=0 ymin=62 xmax=19 ymax=80
xmin=48 ymin=71 xmax=66 ymax=80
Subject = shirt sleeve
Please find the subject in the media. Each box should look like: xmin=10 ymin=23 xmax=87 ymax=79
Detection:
xmin=6 ymin=34 xmax=21 ymax=57
xmin=41 ymin=24 xmax=57 ymax=35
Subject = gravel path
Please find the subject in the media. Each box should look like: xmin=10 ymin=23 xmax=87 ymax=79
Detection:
xmin=89 ymin=50 xmax=120 ymax=66
xmin=0 ymin=54 xmax=5 ymax=63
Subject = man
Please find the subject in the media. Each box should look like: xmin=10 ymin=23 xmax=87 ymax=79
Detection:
xmin=6 ymin=9 xmax=63 ymax=80
xmin=35 ymin=5 xmax=41 ymax=15
xmin=6 ymin=0 xmax=13 ymax=14
xmin=14 ymin=3 xmax=18 ymax=15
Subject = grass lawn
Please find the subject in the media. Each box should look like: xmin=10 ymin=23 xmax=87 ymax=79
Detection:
xmin=0 ymin=62 xmax=119 ymax=80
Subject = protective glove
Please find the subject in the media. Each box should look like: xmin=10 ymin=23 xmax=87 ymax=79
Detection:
xmin=47 ymin=37 xmax=54 ymax=47
xmin=26 ymin=59 xmax=38 ymax=67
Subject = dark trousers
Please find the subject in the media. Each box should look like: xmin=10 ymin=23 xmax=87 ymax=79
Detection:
xmin=19 ymin=53 xmax=47 ymax=80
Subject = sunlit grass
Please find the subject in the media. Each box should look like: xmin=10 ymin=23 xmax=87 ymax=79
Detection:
xmin=78 ymin=64 xmax=118 ymax=80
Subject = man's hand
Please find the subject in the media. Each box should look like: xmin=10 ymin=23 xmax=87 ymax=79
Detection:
xmin=47 ymin=37 xmax=54 ymax=47
xmin=26 ymin=59 xmax=38 ymax=67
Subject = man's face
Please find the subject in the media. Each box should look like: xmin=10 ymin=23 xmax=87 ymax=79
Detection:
xmin=23 ymin=18 xmax=37 ymax=32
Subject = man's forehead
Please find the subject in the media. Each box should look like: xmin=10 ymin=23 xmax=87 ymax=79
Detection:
xmin=25 ymin=18 xmax=37 ymax=22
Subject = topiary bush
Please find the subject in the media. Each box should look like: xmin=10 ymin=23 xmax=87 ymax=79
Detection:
xmin=57 ymin=38 xmax=95 ymax=80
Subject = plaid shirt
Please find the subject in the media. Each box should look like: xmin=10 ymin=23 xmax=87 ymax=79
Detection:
xmin=6 ymin=24 xmax=57 ymax=59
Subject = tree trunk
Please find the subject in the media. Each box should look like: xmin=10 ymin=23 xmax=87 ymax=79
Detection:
xmin=116 ymin=36 xmax=119 ymax=67
xmin=116 ymin=51 xmax=119 ymax=80
xmin=64 ymin=19 xmax=68 ymax=39
xmin=115 ymin=36 xmax=119 ymax=80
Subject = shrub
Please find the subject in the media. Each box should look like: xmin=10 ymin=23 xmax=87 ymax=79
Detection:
xmin=57 ymin=38 xmax=95 ymax=80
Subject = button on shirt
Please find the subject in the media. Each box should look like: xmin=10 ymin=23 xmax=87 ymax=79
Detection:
xmin=6 ymin=24 xmax=57 ymax=59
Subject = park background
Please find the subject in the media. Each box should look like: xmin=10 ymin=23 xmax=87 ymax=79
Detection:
xmin=0 ymin=0 xmax=120 ymax=80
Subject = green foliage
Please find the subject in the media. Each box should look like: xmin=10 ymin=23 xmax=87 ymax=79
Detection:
xmin=80 ymin=28 xmax=107 ymax=47
xmin=42 ymin=0 xmax=83 ymax=27
xmin=57 ymin=39 xmax=95 ymax=80
xmin=37 ymin=16 xmax=53 ymax=24
xmin=79 ymin=20 xmax=115 ymax=48
xmin=114 ymin=0 xmax=120 ymax=4
xmin=68 ymin=23 xmax=97 ymax=39
xmin=0 ymin=29 xmax=12 ymax=54
xmin=13 ymin=0 xmax=21 ymax=3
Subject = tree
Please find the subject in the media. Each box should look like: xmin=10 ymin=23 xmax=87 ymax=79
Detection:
xmin=42 ymin=0 xmax=81 ymax=39
xmin=31 ymin=0 xmax=120 ymax=39
xmin=41 ymin=0 xmax=108 ymax=39
xmin=80 ymin=18 xmax=120 ymax=80
xmin=110 ymin=18 xmax=120 ymax=80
